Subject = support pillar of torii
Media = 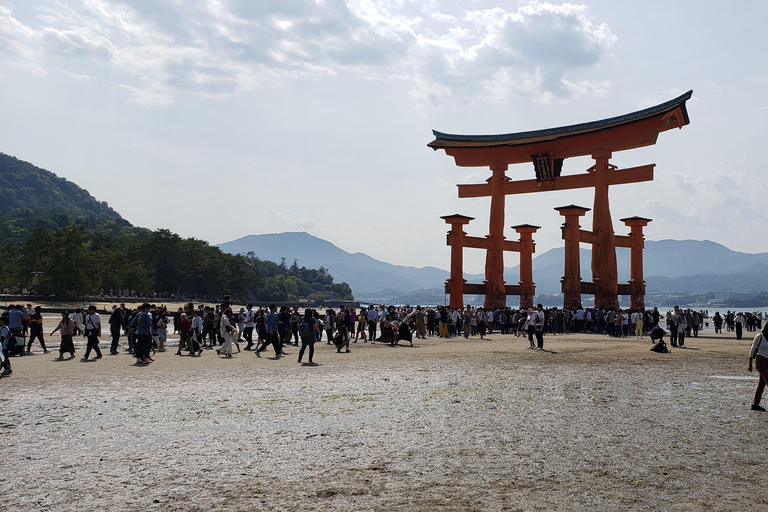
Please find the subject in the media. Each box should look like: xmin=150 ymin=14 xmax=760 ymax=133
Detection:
xmin=441 ymin=214 xmax=473 ymax=309
xmin=556 ymin=205 xmax=590 ymax=310
xmin=442 ymin=214 xmax=539 ymax=309
xmin=621 ymin=216 xmax=652 ymax=310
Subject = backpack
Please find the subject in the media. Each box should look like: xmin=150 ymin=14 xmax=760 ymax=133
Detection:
xmin=299 ymin=318 xmax=312 ymax=339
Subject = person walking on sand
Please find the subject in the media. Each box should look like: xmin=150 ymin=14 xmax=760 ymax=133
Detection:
xmin=82 ymin=305 xmax=103 ymax=361
xmin=256 ymin=304 xmax=282 ymax=358
xmin=297 ymin=308 xmax=320 ymax=364
xmin=189 ymin=309 xmax=204 ymax=356
xmin=26 ymin=306 xmax=48 ymax=354
xmin=72 ymin=308 xmax=85 ymax=337
xmin=51 ymin=311 xmax=76 ymax=360
xmin=216 ymin=308 xmax=237 ymax=358
xmin=242 ymin=303 xmax=256 ymax=350
xmin=748 ymin=324 xmax=768 ymax=411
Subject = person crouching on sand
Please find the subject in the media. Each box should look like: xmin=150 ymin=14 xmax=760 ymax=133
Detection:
xmin=51 ymin=311 xmax=76 ymax=360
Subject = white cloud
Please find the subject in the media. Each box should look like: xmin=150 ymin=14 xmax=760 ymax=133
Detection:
xmin=646 ymin=167 xmax=768 ymax=228
xmin=0 ymin=1 xmax=615 ymax=105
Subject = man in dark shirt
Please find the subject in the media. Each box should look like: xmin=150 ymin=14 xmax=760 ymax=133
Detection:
xmin=109 ymin=306 xmax=124 ymax=354
xmin=27 ymin=306 xmax=48 ymax=354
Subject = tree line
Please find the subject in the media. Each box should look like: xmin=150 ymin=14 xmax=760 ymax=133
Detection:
xmin=0 ymin=223 xmax=353 ymax=302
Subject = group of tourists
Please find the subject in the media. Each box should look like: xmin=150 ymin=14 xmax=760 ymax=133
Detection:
xmin=1 ymin=301 xmax=763 ymax=376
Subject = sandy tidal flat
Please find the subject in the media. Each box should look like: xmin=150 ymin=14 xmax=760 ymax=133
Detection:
xmin=1 ymin=330 xmax=766 ymax=511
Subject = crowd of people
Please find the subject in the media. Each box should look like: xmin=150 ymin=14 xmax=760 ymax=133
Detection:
xmin=0 ymin=301 xmax=764 ymax=378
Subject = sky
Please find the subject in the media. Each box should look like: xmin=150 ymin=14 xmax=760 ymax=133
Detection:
xmin=1 ymin=0 xmax=767 ymax=274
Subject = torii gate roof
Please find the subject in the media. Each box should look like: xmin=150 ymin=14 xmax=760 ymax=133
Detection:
xmin=429 ymin=90 xmax=692 ymax=166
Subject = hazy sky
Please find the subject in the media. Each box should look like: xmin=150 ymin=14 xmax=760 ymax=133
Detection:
xmin=1 ymin=1 xmax=766 ymax=274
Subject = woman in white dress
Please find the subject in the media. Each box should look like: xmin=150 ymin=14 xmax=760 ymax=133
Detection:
xmin=217 ymin=308 xmax=236 ymax=358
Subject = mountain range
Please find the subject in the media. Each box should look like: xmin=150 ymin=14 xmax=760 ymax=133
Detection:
xmin=218 ymin=232 xmax=768 ymax=299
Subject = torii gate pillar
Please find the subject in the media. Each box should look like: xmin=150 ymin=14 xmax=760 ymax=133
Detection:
xmin=621 ymin=216 xmax=652 ymax=310
xmin=591 ymin=150 xmax=619 ymax=310
xmin=556 ymin=205 xmax=590 ymax=310
xmin=442 ymin=214 xmax=474 ymax=309
xmin=484 ymin=163 xmax=510 ymax=309
xmin=512 ymin=224 xmax=540 ymax=309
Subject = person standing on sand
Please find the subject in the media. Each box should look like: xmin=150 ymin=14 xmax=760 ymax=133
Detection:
xmin=735 ymin=312 xmax=745 ymax=340
xmin=367 ymin=306 xmax=378 ymax=342
xmin=534 ymin=304 xmax=546 ymax=350
xmin=82 ymin=305 xmax=103 ymax=361
xmin=748 ymin=324 xmax=768 ymax=411
xmin=676 ymin=309 xmax=687 ymax=348
xmin=290 ymin=306 xmax=301 ymax=346
xmin=109 ymin=305 xmax=124 ymax=354
xmin=0 ymin=316 xmax=13 ymax=376
xmin=522 ymin=308 xmax=536 ymax=348
xmin=51 ymin=311 xmax=76 ymax=359
xmin=355 ymin=308 xmax=367 ymax=342
xmin=134 ymin=303 xmax=153 ymax=364
xmin=177 ymin=310 xmax=191 ymax=355
xmin=476 ymin=307 xmax=487 ymax=339
xmin=297 ymin=308 xmax=319 ymax=364
xmin=713 ymin=312 xmax=723 ymax=334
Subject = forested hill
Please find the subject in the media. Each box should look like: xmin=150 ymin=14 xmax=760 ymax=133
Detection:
xmin=0 ymin=152 xmax=354 ymax=302
xmin=0 ymin=153 xmax=122 ymax=219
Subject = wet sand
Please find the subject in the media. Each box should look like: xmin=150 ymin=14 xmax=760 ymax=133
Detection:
xmin=2 ymin=329 xmax=765 ymax=511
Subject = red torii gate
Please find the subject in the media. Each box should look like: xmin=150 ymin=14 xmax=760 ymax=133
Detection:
xmin=430 ymin=90 xmax=692 ymax=310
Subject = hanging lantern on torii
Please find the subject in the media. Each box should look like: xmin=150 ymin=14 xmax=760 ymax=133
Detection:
xmin=429 ymin=90 xmax=692 ymax=310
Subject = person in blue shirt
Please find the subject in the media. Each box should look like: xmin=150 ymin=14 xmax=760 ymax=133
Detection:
xmin=8 ymin=304 xmax=26 ymax=334
xmin=256 ymin=304 xmax=282 ymax=358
